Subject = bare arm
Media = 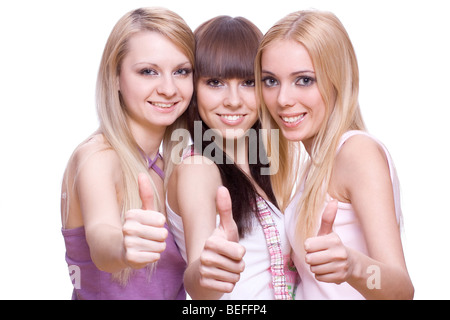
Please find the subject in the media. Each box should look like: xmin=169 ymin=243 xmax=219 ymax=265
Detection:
xmin=74 ymin=141 xmax=167 ymax=273
xmin=75 ymin=145 xmax=128 ymax=273
xmin=305 ymin=135 xmax=414 ymax=299
xmin=168 ymin=157 xmax=245 ymax=299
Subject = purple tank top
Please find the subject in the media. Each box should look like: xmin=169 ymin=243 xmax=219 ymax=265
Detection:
xmin=61 ymin=224 xmax=186 ymax=300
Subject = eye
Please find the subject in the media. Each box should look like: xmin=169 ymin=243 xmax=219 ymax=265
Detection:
xmin=262 ymin=76 xmax=279 ymax=87
xmin=139 ymin=68 xmax=157 ymax=76
xmin=296 ymin=76 xmax=315 ymax=87
xmin=174 ymin=68 xmax=192 ymax=76
xmin=206 ymin=79 xmax=224 ymax=88
xmin=242 ymin=79 xmax=255 ymax=87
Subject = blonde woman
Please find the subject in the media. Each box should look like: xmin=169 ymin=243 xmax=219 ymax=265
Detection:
xmin=256 ymin=10 xmax=414 ymax=299
xmin=60 ymin=7 xmax=194 ymax=299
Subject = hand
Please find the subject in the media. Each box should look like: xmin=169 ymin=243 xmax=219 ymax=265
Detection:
xmin=198 ymin=186 xmax=246 ymax=293
xmin=122 ymin=173 xmax=168 ymax=269
xmin=304 ymin=200 xmax=353 ymax=284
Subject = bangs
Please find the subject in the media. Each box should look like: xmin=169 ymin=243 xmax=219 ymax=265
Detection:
xmin=195 ymin=16 xmax=262 ymax=80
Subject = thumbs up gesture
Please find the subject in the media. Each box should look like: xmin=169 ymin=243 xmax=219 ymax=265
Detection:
xmin=197 ymin=186 xmax=246 ymax=294
xmin=304 ymin=199 xmax=353 ymax=284
xmin=122 ymin=173 xmax=168 ymax=269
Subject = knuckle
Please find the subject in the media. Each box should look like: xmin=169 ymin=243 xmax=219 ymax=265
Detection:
xmin=238 ymin=260 xmax=245 ymax=273
xmin=125 ymin=210 xmax=137 ymax=221
xmin=149 ymin=252 xmax=161 ymax=263
xmin=199 ymin=276 xmax=212 ymax=289
xmin=122 ymin=224 xmax=134 ymax=236
xmin=123 ymin=235 xmax=136 ymax=248
xmin=160 ymin=227 xmax=169 ymax=240
xmin=336 ymin=247 xmax=348 ymax=260
xmin=330 ymin=234 xmax=341 ymax=246
xmin=236 ymin=245 xmax=246 ymax=259
xmin=151 ymin=211 xmax=166 ymax=227
xmin=155 ymin=241 xmax=167 ymax=253
xmin=198 ymin=265 xmax=210 ymax=279
xmin=200 ymin=252 xmax=213 ymax=267
xmin=204 ymin=237 xmax=218 ymax=250
xmin=125 ymin=251 xmax=138 ymax=264
xmin=223 ymin=282 xmax=235 ymax=293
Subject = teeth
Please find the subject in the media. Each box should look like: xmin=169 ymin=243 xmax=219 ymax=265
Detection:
xmin=221 ymin=114 xmax=243 ymax=121
xmin=281 ymin=114 xmax=305 ymax=123
xmin=151 ymin=102 xmax=175 ymax=108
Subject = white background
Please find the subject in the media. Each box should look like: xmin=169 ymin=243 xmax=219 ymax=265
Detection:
xmin=0 ymin=0 xmax=448 ymax=300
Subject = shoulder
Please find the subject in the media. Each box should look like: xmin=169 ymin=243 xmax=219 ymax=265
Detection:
xmin=333 ymin=133 xmax=392 ymax=198
xmin=69 ymin=134 xmax=122 ymax=186
xmin=336 ymin=133 xmax=387 ymax=166
xmin=176 ymin=154 xmax=221 ymax=182
xmin=168 ymin=155 xmax=222 ymax=214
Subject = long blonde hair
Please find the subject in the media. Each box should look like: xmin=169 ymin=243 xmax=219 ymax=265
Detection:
xmin=256 ymin=10 xmax=366 ymax=241
xmin=97 ymin=7 xmax=194 ymax=213
xmin=63 ymin=7 xmax=194 ymax=284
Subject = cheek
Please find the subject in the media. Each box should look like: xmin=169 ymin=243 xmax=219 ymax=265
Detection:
xmin=119 ymin=75 xmax=142 ymax=102
xmin=196 ymin=91 xmax=208 ymax=116
xmin=262 ymin=93 xmax=278 ymax=120
xmin=309 ymin=93 xmax=327 ymax=120
xmin=262 ymin=88 xmax=276 ymax=109
xmin=196 ymin=95 xmax=212 ymax=126
xmin=196 ymin=88 xmax=218 ymax=116
xmin=179 ymin=78 xmax=194 ymax=99
xmin=243 ymin=91 xmax=258 ymax=115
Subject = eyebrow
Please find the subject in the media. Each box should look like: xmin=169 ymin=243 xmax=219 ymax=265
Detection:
xmin=261 ymin=69 xmax=315 ymax=76
xmin=133 ymin=61 xmax=192 ymax=68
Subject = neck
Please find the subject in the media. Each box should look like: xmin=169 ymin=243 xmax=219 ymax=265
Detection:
xmin=223 ymin=135 xmax=251 ymax=175
xmin=302 ymin=135 xmax=315 ymax=157
xmin=131 ymin=122 xmax=166 ymax=159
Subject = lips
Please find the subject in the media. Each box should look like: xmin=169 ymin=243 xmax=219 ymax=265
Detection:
xmin=149 ymin=101 xmax=177 ymax=108
xmin=221 ymin=114 xmax=243 ymax=121
xmin=148 ymin=101 xmax=179 ymax=113
xmin=218 ymin=113 xmax=246 ymax=125
xmin=280 ymin=113 xmax=306 ymax=126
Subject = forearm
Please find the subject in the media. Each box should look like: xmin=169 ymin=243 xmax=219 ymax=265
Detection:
xmin=347 ymin=248 xmax=414 ymax=300
xmin=86 ymin=223 xmax=128 ymax=273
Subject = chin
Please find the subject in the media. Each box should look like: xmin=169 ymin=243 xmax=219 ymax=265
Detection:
xmin=280 ymin=129 xmax=304 ymax=142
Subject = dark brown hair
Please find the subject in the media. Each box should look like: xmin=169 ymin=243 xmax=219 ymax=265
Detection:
xmin=188 ymin=16 xmax=278 ymax=237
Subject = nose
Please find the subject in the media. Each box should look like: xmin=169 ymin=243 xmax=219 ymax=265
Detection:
xmin=156 ymin=75 xmax=177 ymax=98
xmin=277 ymin=83 xmax=295 ymax=108
xmin=223 ymin=84 xmax=243 ymax=108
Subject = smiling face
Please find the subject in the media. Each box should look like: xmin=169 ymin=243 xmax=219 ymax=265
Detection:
xmin=118 ymin=31 xmax=193 ymax=132
xmin=261 ymin=39 xmax=327 ymax=153
xmin=196 ymin=77 xmax=259 ymax=140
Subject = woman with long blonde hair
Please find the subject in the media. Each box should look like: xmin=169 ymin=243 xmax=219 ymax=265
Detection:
xmin=60 ymin=7 xmax=194 ymax=299
xmin=256 ymin=10 xmax=413 ymax=299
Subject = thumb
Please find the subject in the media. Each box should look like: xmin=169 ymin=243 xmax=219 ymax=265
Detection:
xmin=317 ymin=199 xmax=338 ymax=236
xmin=216 ymin=186 xmax=239 ymax=242
xmin=138 ymin=172 xmax=154 ymax=211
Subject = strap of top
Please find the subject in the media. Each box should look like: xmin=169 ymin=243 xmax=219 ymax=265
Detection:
xmin=140 ymin=150 xmax=165 ymax=180
xmin=256 ymin=196 xmax=292 ymax=300
xmin=182 ymin=145 xmax=199 ymax=160
xmin=336 ymin=130 xmax=371 ymax=153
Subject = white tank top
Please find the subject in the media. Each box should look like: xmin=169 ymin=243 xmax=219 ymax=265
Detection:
xmin=285 ymin=130 xmax=402 ymax=299
xmin=166 ymin=195 xmax=297 ymax=299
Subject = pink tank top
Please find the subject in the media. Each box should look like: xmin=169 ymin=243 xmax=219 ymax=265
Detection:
xmin=61 ymin=224 xmax=186 ymax=300
xmin=285 ymin=130 xmax=402 ymax=300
